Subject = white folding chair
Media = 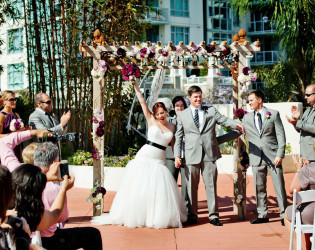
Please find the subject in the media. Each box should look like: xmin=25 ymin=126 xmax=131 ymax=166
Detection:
xmin=289 ymin=189 xmax=315 ymax=250
xmin=31 ymin=231 xmax=42 ymax=246
xmin=311 ymin=207 xmax=315 ymax=249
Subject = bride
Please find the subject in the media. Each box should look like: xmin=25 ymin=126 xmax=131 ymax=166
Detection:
xmin=91 ymin=76 xmax=187 ymax=228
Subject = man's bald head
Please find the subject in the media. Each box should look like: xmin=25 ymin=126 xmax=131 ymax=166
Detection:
xmin=35 ymin=93 xmax=52 ymax=113
xmin=306 ymin=84 xmax=315 ymax=93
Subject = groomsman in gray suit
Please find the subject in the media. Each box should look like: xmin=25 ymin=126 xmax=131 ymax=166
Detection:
xmin=29 ymin=93 xmax=71 ymax=140
xmin=286 ymin=84 xmax=315 ymax=161
xmin=242 ymin=89 xmax=287 ymax=226
xmin=174 ymin=86 xmax=243 ymax=226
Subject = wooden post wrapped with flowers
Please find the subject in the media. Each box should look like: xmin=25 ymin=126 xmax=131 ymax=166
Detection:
xmin=79 ymin=28 xmax=260 ymax=216
xmin=232 ymin=29 xmax=259 ymax=219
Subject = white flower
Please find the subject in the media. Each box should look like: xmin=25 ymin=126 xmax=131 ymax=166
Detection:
xmin=9 ymin=119 xmax=24 ymax=132
xmin=237 ymin=194 xmax=243 ymax=199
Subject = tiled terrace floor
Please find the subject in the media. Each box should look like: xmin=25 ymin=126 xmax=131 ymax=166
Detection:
xmin=65 ymin=173 xmax=297 ymax=250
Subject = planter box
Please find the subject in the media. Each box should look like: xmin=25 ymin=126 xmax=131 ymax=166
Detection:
xmin=216 ymin=154 xmax=297 ymax=175
xmin=69 ymin=165 xmax=125 ymax=191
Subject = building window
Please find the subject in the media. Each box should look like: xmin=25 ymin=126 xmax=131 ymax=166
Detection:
xmin=208 ymin=32 xmax=232 ymax=43
xmin=7 ymin=64 xmax=24 ymax=89
xmin=249 ymin=12 xmax=274 ymax=32
xmin=208 ymin=0 xmax=233 ymax=31
xmin=171 ymin=26 xmax=189 ymax=45
xmin=8 ymin=28 xmax=23 ymax=54
xmin=8 ymin=0 xmax=24 ymax=18
xmin=171 ymin=0 xmax=189 ymax=17
xmin=146 ymin=26 xmax=159 ymax=43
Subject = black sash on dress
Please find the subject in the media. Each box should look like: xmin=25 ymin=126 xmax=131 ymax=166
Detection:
xmin=146 ymin=140 xmax=166 ymax=150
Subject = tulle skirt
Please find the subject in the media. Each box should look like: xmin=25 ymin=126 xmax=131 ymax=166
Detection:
xmin=91 ymin=156 xmax=187 ymax=229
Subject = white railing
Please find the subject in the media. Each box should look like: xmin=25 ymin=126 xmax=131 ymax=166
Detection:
xmin=185 ymin=76 xmax=208 ymax=85
xmin=146 ymin=7 xmax=169 ymax=24
xmin=252 ymin=51 xmax=279 ymax=64
xmin=249 ymin=20 xmax=276 ymax=33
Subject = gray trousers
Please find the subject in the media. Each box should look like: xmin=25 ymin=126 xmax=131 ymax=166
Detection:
xmin=185 ymin=161 xmax=218 ymax=221
xmin=165 ymin=158 xmax=188 ymax=207
xmin=252 ymin=164 xmax=287 ymax=219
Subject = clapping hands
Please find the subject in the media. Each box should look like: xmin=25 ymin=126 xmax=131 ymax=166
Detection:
xmin=286 ymin=105 xmax=300 ymax=124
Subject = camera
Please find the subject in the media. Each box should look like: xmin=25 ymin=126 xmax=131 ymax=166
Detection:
xmin=7 ymin=216 xmax=23 ymax=229
xmin=51 ymin=132 xmax=78 ymax=142
xmin=60 ymin=160 xmax=69 ymax=179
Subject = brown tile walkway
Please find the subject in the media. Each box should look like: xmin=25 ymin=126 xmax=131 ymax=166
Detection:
xmin=65 ymin=173 xmax=296 ymax=250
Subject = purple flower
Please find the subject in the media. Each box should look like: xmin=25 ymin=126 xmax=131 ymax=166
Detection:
xmin=92 ymin=193 xmax=97 ymax=198
xmin=140 ymin=53 xmax=146 ymax=58
xmin=96 ymin=127 xmax=105 ymax=137
xmin=205 ymin=44 xmax=215 ymax=53
xmin=116 ymin=48 xmax=126 ymax=58
xmin=162 ymin=51 xmax=168 ymax=57
xmin=14 ymin=120 xmax=21 ymax=130
xmin=92 ymin=116 xmax=98 ymax=123
xmin=140 ymin=48 xmax=147 ymax=54
xmin=98 ymin=121 xmax=105 ymax=128
xmin=221 ymin=48 xmax=230 ymax=56
xmin=242 ymin=67 xmax=251 ymax=75
xmin=312 ymin=105 xmax=315 ymax=111
xmin=266 ymin=111 xmax=271 ymax=118
xmin=121 ymin=63 xmax=140 ymax=80
xmin=158 ymin=49 xmax=163 ymax=54
xmin=235 ymin=108 xmax=248 ymax=120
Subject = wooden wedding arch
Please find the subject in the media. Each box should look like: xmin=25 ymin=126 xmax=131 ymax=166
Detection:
xmin=80 ymin=28 xmax=260 ymax=217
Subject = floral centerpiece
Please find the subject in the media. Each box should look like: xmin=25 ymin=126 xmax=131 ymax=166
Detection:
xmin=237 ymin=67 xmax=257 ymax=89
xmin=9 ymin=119 xmax=24 ymax=132
xmin=87 ymin=181 xmax=106 ymax=208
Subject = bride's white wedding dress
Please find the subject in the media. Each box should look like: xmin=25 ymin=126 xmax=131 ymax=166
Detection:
xmin=91 ymin=126 xmax=187 ymax=228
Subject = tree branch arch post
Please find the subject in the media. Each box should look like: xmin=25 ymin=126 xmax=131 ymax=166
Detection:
xmin=80 ymin=28 xmax=260 ymax=216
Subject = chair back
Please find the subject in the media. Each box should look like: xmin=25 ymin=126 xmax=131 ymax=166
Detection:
xmin=295 ymin=190 xmax=315 ymax=207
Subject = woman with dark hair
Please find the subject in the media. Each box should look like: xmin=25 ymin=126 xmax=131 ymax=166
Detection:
xmin=12 ymin=164 xmax=74 ymax=233
xmin=92 ymin=76 xmax=187 ymax=228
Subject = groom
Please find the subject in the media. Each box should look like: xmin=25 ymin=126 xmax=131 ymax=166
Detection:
xmin=174 ymin=85 xmax=243 ymax=226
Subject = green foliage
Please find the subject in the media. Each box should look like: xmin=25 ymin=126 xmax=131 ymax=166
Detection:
xmin=68 ymin=150 xmax=93 ymax=166
xmin=285 ymin=143 xmax=292 ymax=155
xmin=14 ymin=90 xmax=35 ymax=123
xmin=112 ymin=148 xmax=137 ymax=167
xmin=103 ymin=156 xmax=120 ymax=167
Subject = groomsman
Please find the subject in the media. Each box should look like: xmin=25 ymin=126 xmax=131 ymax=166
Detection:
xmin=286 ymin=84 xmax=315 ymax=161
xmin=242 ymin=89 xmax=287 ymax=226
xmin=174 ymin=85 xmax=243 ymax=226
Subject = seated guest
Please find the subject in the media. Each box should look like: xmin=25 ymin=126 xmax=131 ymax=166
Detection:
xmin=284 ymin=141 xmax=315 ymax=250
xmin=0 ymin=165 xmax=32 ymax=250
xmin=34 ymin=142 xmax=103 ymax=250
xmin=22 ymin=142 xmax=40 ymax=164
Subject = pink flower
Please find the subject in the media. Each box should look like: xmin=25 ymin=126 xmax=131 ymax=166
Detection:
xmin=235 ymin=108 xmax=248 ymax=120
xmin=266 ymin=111 xmax=271 ymax=119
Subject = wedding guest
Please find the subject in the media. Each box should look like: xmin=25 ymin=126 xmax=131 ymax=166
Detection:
xmin=0 ymin=165 xmax=33 ymax=250
xmin=34 ymin=142 xmax=103 ymax=250
xmin=29 ymin=93 xmax=70 ymax=135
xmin=0 ymin=91 xmax=22 ymax=137
xmin=284 ymin=141 xmax=315 ymax=250
xmin=22 ymin=142 xmax=40 ymax=164
xmin=242 ymin=89 xmax=287 ymax=226
xmin=286 ymin=84 xmax=315 ymax=161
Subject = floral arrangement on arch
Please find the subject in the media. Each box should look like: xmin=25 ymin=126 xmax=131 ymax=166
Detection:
xmin=87 ymin=181 xmax=106 ymax=207
xmin=9 ymin=119 xmax=24 ymax=132
xmin=91 ymin=60 xmax=107 ymax=81
xmin=234 ymin=108 xmax=248 ymax=120
xmin=237 ymin=67 xmax=257 ymax=89
xmin=92 ymin=109 xmax=105 ymax=138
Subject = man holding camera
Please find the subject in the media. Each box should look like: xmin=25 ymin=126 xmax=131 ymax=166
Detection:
xmin=29 ymin=93 xmax=71 ymax=137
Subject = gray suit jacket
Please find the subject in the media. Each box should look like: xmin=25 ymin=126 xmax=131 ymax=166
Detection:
xmin=295 ymin=107 xmax=315 ymax=161
xmin=29 ymin=108 xmax=66 ymax=135
xmin=243 ymin=108 xmax=286 ymax=166
xmin=166 ymin=116 xmax=176 ymax=159
xmin=174 ymin=105 xmax=239 ymax=165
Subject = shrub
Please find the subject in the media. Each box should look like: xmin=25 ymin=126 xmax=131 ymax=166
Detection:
xmin=68 ymin=150 xmax=93 ymax=166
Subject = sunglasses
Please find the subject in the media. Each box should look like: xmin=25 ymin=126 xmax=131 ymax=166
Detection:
xmin=305 ymin=93 xmax=315 ymax=97
xmin=41 ymin=100 xmax=52 ymax=105
xmin=6 ymin=98 xmax=18 ymax=102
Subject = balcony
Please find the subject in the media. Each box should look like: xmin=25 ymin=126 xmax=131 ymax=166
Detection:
xmin=251 ymin=51 xmax=279 ymax=65
xmin=146 ymin=7 xmax=169 ymax=25
xmin=248 ymin=20 xmax=276 ymax=35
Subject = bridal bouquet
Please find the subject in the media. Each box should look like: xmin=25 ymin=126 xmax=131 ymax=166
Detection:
xmin=87 ymin=181 xmax=106 ymax=206
xmin=121 ymin=63 xmax=140 ymax=81
xmin=9 ymin=119 xmax=24 ymax=132
xmin=237 ymin=67 xmax=257 ymax=88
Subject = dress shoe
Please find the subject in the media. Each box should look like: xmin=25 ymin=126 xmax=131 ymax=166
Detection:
xmin=182 ymin=218 xmax=197 ymax=226
xmin=209 ymin=218 xmax=223 ymax=226
xmin=281 ymin=219 xmax=285 ymax=226
xmin=250 ymin=218 xmax=269 ymax=224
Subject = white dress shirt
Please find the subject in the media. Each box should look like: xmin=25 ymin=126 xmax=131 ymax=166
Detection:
xmin=190 ymin=106 xmax=204 ymax=132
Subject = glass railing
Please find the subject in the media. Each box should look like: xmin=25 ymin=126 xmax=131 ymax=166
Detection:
xmin=252 ymin=51 xmax=279 ymax=64
xmin=248 ymin=20 xmax=276 ymax=33
xmin=146 ymin=7 xmax=169 ymax=24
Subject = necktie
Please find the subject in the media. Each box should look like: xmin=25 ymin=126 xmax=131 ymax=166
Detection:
xmin=194 ymin=109 xmax=199 ymax=129
xmin=257 ymin=112 xmax=262 ymax=132
xmin=45 ymin=112 xmax=55 ymax=126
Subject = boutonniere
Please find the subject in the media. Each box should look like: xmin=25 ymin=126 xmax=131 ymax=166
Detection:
xmin=265 ymin=111 xmax=271 ymax=119
xmin=312 ymin=105 xmax=315 ymax=111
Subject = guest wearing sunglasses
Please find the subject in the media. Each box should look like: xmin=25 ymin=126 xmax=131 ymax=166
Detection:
xmin=29 ymin=93 xmax=71 ymax=138
xmin=0 ymin=91 xmax=22 ymax=137
xmin=286 ymin=84 xmax=315 ymax=161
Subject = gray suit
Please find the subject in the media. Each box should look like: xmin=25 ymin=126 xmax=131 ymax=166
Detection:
xmin=174 ymin=105 xmax=240 ymax=220
xmin=29 ymin=108 xmax=67 ymax=135
xmin=295 ymin=107 xmax=315 ymax=161
xmin=243 ymin=108 xmax=287 ymax=219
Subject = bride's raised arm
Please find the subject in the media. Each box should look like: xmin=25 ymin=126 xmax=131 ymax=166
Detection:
xmin=131 ymin=76 xmax=153 ymax=122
